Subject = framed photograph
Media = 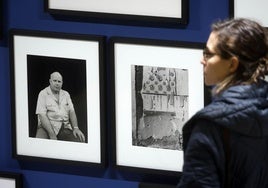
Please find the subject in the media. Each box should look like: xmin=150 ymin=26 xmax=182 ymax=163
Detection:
xmin=0 ymin=171 xmax=22 ymax=188
xmin=110 ymin=37 xmax=205 ymax=174
xmin=10 ymin=29 xmax=106 ymax=167
xmin=229 ymin=0 xmax=268 ymax=27
xmin=45 ymin=0 xmax=188 ymax=26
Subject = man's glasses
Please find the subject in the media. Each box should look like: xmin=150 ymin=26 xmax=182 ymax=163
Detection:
xmin=203 ymin=48 xmax=217 ymax=61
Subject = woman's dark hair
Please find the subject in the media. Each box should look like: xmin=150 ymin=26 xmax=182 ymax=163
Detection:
xmin=211 ymin=18 xmax=268 ymax=94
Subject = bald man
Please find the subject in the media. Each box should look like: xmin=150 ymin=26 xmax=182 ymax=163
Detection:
xmin=35 ymin=72 xmax=85 ymax=142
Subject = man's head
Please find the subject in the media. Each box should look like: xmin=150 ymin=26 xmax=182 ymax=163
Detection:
xmin=49 ymin=72 xmax=63 ymax=94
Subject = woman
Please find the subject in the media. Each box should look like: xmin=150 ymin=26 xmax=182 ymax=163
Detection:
xmin=177 ymin=18 xmax=268 ymax=188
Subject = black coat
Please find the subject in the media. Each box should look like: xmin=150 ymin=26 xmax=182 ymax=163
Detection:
xmin=177 ymin=80 xmax=268 ymax=188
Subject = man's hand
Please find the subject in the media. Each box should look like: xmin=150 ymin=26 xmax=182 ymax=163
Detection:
xmin=73 ymin=128 xmax=85 ymax=142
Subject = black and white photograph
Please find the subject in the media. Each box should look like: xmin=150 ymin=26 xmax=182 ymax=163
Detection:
xmin=229 ymin=0 xmax=268 ymax=27
xmin=0 ymin=171 xmax=22 ymax=188
xmin=45 ymin=0 xmax=188 ymax=26
xmin=10 ymin=29 xmax=106 ymax=166
xmin=132 ymin=65 xmax=188 ymax=151
xmin=110 ymin=37 xmax=205 ymax=174
xmin=27 ymin=55 xmax=87 ymax=143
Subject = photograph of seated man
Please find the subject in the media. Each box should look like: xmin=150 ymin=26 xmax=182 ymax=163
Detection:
xmin=35 ymin=71 xmax=85 ymax=142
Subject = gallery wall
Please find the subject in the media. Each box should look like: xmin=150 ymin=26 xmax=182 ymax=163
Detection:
xmin=0 ymin=0 xmax=229 ymax=187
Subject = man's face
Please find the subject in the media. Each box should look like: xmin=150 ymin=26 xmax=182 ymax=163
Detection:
xmin=49 ymin=73 xmax=63 ymax=93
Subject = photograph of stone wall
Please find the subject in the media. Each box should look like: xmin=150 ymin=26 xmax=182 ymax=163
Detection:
xmin=132 ymin=65 xmax=188 ymax=150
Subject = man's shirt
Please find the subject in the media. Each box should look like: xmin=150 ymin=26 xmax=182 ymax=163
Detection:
xmin=36 ymin=86 xmax=74 ymax=135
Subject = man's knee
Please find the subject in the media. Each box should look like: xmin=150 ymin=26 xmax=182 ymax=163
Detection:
xmin=35 ymin=127 xmax=49 ymax=139
xmin=57 ymin=128 xmax=81 ymax=142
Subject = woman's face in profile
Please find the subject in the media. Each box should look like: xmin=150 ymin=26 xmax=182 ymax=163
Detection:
xmin=201 ymin=32 xmax=233 ymax=86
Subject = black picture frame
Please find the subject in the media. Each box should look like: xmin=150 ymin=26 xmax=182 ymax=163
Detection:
xmin=0 ymin=0 xmax=3 ymax=39
xmin=0 ymin=171 xmax=22 ymax=188
xmin=44 ymin=0 xmax=188 ymax=27
xmin=229 ymin=0 xmax=268 ymax=27
xmin=110 ymin=36 xmax=206 ymax=175
xmin=10 ymin=29 xmax=106 ymax=167
xmin=139 ymin=182 xmax=176 ymax=188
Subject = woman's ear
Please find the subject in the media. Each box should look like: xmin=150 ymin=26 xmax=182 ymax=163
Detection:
xmin=229 ymin=56 xmax=239 ymax=73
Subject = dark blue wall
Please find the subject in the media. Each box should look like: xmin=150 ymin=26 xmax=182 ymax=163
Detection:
xmin=0 ymin=0 xmax=229 ymax=187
